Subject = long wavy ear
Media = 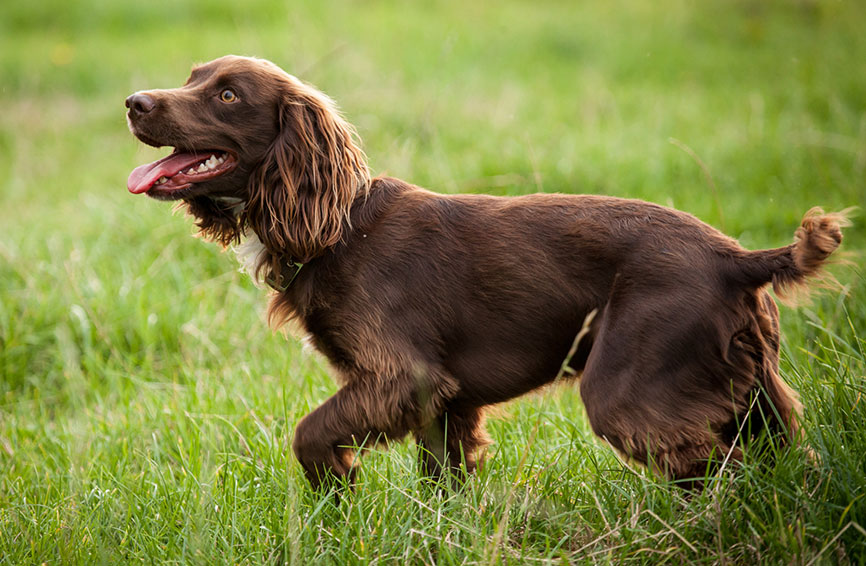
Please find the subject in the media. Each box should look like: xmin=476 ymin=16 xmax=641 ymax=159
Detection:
xmin=244 ymin=77 xmax=369 ymax=268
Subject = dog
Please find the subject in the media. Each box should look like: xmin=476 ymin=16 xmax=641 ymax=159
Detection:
xmin=126 ymin=55 xmax=846 ymax=489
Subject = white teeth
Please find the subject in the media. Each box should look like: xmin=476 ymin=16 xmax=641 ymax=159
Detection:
xmin=156 ymin=176 xmax=168 ymax=184
xmin=182 ymin=154 xmax=226 ymax=177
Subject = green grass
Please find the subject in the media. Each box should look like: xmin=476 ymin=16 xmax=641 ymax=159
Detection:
xmin=1 ymin=0 xmax=865 ymax=563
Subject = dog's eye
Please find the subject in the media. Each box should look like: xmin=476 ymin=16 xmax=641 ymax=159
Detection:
xmin=219 ymin=89 xmax=238 ymax=103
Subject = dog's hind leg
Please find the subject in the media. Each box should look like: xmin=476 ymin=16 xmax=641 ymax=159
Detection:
xmin=582 ymin=391 xmax=741 ymax=489
xmin=718 ymin=290 xmax=801 ymax=449
xmin=578 ymin=287 xmax=755 ymax=488
xmin=754 ymin=290 xmax=801 ymax=442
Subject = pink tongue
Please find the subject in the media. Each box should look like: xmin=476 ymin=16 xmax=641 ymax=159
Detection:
xmin=127 ymin=151 xmax=212 ymax=194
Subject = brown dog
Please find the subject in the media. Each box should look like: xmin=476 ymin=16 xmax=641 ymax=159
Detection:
xmin=126 ymin=55 xmax=845 ymax=489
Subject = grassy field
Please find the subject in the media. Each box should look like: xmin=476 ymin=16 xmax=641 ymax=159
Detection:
xmin=2 ymin=0 xmax=865 ymax=563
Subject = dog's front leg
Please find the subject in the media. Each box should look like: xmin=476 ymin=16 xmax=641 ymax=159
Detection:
xmin=414 ymin=406 xmax=489 ymax=483
xmin=291 ymin=378 xmax=418 ymax=491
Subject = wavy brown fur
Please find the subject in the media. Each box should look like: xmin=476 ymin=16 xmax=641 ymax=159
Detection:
xmin=182 ymin=196 xmax=245 ymax=247
xmin=242 ymin=71 xmax=370 ymax=272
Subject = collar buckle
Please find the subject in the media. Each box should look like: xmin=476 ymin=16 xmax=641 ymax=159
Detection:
xmin=265 ymin=260 xmax=304 ymax=292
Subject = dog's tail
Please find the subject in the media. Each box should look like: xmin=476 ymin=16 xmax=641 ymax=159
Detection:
xmin=732 ymin=208 xmax=850 ymax=298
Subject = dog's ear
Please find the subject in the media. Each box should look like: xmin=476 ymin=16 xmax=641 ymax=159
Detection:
xmin=245 ymin=82 xmax=369 ymax=265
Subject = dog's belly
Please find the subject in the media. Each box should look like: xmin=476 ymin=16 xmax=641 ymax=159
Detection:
xmin=444 ymin=323 xmax=595 ymax=407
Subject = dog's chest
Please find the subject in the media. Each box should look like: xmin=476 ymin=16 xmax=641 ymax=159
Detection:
xmin=233 ymin=231 xmax=268 ymax=287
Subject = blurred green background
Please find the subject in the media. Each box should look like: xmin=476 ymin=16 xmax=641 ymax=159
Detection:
xmin=1 ymin=1 xmax=865 ymax=564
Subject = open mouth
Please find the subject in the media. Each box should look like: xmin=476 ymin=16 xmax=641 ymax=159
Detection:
xmin=127 ymin=149 xmax=237 ymax=196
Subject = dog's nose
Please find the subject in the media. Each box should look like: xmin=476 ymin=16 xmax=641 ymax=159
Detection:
xmin=125 ymin=93 xmax=156 ymax=116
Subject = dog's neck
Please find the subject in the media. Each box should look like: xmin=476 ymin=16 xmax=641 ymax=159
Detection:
xmin=230 ymin=177 xmax=405 ymax=291
xmin=211 ymin=195 xmax=246 ymax=215
xmin=231 ymin=229 xmax=304 ymax=291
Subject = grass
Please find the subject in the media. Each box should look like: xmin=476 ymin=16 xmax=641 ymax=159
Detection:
xmin=1 ymin=0 xmax=865 ymax=563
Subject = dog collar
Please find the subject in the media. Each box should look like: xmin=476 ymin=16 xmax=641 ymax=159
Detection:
xmin=265 ymin=260 xmax=304 ymax=292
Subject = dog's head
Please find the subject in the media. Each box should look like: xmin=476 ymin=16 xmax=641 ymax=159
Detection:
xmin=126 ymin=55 xmax=369 ymax=257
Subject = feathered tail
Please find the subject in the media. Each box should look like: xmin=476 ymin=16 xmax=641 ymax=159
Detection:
xmin=733 ymin=208 xmax=851 ymax=298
